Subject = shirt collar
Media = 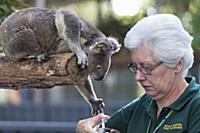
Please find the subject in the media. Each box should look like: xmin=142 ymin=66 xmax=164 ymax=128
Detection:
xmin=169 ymin=76 xmax=200 ymax=110
xmin=143 ymin=95 xmax=157 ymax=119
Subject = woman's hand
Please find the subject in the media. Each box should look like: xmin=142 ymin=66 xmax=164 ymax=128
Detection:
xmin=76 ymin=114 xmax=110 ymax=133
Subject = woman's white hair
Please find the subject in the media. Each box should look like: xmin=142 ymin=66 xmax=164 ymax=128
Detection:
xmin=124 ymin=14 xmax=194 ymax=77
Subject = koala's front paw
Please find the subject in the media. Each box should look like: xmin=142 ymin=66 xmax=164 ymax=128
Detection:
xmin=89 ymin=98 xmax=105 ymax=116
xmin=76 ymin=50 xmax=88 ymax=69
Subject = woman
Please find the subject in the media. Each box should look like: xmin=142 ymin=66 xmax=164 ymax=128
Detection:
xmin=76 ymin=14 xmax=200 ymax=133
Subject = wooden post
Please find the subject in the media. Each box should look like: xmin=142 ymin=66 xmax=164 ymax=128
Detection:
xmin=0 ymin=53 xmax=88 ymax=89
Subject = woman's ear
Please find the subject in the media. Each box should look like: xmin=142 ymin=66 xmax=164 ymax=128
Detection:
xmin=175 ymin=58 xmax=184 ymax=74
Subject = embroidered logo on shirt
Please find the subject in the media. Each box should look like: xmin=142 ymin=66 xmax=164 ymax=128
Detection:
xmin=163 ymin=123 xmax=183 ymax=130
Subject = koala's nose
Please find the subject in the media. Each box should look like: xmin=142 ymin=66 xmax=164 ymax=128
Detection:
xmin=96 ymin=65 xmax=102 ymax=71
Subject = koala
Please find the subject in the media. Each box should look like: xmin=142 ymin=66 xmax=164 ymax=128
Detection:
xmin=0 ymin=7 xmax=121 ymax=115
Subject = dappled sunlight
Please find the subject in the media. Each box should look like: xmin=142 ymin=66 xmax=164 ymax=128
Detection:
xmin=111 ymin=0 xmax=143 ymax=16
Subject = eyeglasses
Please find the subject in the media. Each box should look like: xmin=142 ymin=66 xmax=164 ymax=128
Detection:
xmin=127 ymin=61 xmax=163 ymax=75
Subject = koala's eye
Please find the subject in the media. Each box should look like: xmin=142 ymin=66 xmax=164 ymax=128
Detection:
xmin=85 ymin=52 xmax=89 ymax=56
xmin=96 ymin=65 xmax=102 ymax=71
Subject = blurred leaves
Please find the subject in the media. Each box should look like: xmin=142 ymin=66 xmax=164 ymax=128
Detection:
xmin=148 ymin=0 xmax=200 ymax=51
xmin=97 ymin=9 xmax=145 ymax=55
xmin=0 ymin=0 xmax=28 ymax=23
xmin=96 ymin=0 xmax=200 ymax=53
xmin=190 ymin=0 xmax=200 ymax=50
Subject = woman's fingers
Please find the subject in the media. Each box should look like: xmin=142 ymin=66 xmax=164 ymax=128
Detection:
xmin=76 ymin=114 xmax=110 ymax=133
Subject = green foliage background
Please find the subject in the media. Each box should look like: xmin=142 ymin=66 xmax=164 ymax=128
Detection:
xmin=0 ymin=0 xmax=28 ymax=23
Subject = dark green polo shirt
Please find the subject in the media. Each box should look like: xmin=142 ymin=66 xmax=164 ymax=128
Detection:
xmin=106 ymin=76 xmax=200 ymax=133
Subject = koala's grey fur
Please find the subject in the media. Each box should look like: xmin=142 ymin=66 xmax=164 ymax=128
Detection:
xmin=0 ymin=7 xmax=121 ymax=115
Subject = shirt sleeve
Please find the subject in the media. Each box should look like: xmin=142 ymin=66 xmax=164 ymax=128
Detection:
xmin=188 ymin=97 xmax=200 ymax=132
xmin=105 ymin=97 xmax=140 ymax=133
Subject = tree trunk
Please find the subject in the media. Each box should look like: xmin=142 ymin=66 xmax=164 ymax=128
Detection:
xmin=0 ymin=53 xmax=88 ymax=89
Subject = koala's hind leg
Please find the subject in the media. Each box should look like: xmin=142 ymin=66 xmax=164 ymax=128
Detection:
xmin=2 ymin=28 xmax=42 ymax=61
xmin=76 ymin=77 xmax=104 ymax=115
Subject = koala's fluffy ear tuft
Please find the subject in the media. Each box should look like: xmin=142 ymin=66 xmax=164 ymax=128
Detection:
xmin=89 ymin=37 xmax=121 ymax=54
xmin=107 ymin=37 xmax=121 ymax=54
xmin=90 ymin=42 xmax=108 ymax=53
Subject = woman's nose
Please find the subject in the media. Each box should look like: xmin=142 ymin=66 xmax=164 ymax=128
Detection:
xmin=135 ymin=70 xmax=146 ymax=81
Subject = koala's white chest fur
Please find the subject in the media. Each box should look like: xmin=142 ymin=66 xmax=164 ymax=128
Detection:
xmin=55 ymin=10 xmax=67 ymax=41
xmin=52 ymin=10 xmax=75 ymax=53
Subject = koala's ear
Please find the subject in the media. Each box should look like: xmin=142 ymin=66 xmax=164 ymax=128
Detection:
xmin=89 ymin=42 xmax=108 ymax=53
xmin=107 ymin=37 xmax=121 ymax=54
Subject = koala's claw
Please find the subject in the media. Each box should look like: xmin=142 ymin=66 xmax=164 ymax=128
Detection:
xmin=76 ymin=51 xmax=88 ymax=69
xmin=37 ymin=53 xmax=48 ymax=63
xmin=89 ymin=98 xmax=105 ymax=116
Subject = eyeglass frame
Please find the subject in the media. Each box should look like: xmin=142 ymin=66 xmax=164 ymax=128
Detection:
xmin=127 ymin=61 xmax=164 ymax=75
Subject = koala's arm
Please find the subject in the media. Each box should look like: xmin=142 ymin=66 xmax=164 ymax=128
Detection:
xmin=76 ymin=76 xmax=104 ymax=115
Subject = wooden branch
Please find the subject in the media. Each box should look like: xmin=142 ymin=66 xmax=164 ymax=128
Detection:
xmin=0 ymin=53 xmax=88 ymax=89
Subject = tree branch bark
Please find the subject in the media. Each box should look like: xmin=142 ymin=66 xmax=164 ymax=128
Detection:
xmin=0 ymin=53 xmax=88 ymax=89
